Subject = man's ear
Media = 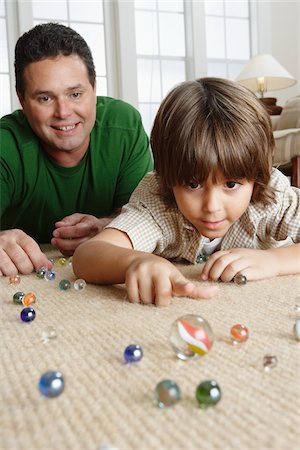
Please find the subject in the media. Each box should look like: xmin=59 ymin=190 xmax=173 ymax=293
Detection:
xmin=17 ymin=91 xmax=25 ymax=109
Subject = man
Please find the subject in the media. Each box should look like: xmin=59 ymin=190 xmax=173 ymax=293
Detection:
xmin=0 ymin=23 xmax=152 ymax=276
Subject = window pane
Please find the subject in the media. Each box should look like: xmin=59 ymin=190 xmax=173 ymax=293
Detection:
xmin=161 ymin=60 xmax=185 ymax=96
xmin=0 ymin=74 xmax=11 ymax=116
xmin=69 ymin=0 xmax=103 ymax=23
xmin=96 ymin=76 xmax=107 ymax=96
xmin=228 ymin=61 xmax=245 ymax=80
xmin=138 ymin=102 xmax=160 ymax=136
xmin=135 ymin=1 xmax=156 ymax=11
xmin=159 ymin=13 xmax=185 ymax=56
xmin=226 ymin=18 xmax=249 ymax=59
xmin=137 ymin=59 xmax=161 ymax=102
xmin=32 ymin=0 xmax=68 ymax=20
xmin=135 ymin=11 xmax=158 ymax=55
xmin=0 ymin=18 xmax=8 ymax=72
xmin=0 ymin=0 xmax=5 ymax=16
xmin=71 ymin=23 xmax=106 ymax=76
xmin=158 ymin=1 xmax=184 ymax=12
xmin=205 ymin=0 xmax=224 ymax=16
xmin=207 ymin=61 xmax=227 ymax=78
xmin=205 ymin=17 xmax=225 ymax=58
xmin=225 ymin=1 xmax=249 ymax=18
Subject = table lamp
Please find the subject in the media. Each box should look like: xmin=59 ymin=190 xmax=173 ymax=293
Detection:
xmin=235 ymin=54 xmax=296 ymax=115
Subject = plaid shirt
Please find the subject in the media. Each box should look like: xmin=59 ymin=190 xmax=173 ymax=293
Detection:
xmin=107 ymin=169 xmax=300 ymax=264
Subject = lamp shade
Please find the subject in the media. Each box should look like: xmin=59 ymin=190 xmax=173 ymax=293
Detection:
xmin=236 ymin=54 xmax=296 ymax=94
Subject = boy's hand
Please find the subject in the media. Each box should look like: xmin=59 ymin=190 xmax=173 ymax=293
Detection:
xmin=125 ymin=255 xmax=219 ymax=306
xmin=200 ymin=248 xmax=279 ymax=282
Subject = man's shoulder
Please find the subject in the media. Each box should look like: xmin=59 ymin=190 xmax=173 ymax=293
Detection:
xmin=0 ymin=109 xmax=36 ymax=143
xmin=95 ymin=96 xmax=142 ymax=129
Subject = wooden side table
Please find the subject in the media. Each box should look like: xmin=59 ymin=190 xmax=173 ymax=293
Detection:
xmin=292 ymin=156 xmax=300 ymax=188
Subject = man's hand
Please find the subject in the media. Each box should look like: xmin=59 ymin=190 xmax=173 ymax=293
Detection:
xmin=0 ymin=229 xmax=52 ymax=276
xmin=51 ymin=213 xmax=114 ymax=256
xmin=200 ymin=248 xmax=280 ymax=282
xmin=125 ymin=254 xmax=219 ymax=307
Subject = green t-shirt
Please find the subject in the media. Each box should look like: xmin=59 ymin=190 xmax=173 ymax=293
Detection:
xmin=0 ymin=96 xmax=153 ymax=243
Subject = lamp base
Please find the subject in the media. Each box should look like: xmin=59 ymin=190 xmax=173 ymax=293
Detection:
xmin=259 ymin=97 xmax=282 ymax=115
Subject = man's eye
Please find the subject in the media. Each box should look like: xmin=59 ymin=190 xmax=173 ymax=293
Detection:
xmin=38 ymin=96 xmax=50 ymax=103
xmin=188 ymin=181 xmax=201 ymax=190
xmin=71 ymin=92 xmax=81 ymax=99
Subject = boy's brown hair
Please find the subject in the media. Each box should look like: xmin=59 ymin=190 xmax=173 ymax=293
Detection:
xmin=150 ymin=77 xmax=275 ymax=205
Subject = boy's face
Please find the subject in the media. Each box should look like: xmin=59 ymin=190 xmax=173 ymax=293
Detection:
xmin=172 ymin=172 xmax=254 ymax=239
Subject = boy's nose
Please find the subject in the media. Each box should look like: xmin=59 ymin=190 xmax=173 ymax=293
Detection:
xmin=202 ymin=189 xmax=222 ymax=212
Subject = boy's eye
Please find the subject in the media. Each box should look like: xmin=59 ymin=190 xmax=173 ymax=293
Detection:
xmin=188 ymin=181 xmax=201 ymax=190
xmin=225 ymin=181 xmax=240 ymax=189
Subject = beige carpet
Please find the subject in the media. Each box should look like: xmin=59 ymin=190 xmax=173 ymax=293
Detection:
xmin=1 ymin=246 xmax=300 ymax=450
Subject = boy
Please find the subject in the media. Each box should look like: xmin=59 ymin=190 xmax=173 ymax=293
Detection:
xmin=73 ymin=78 xmax=300 ymax=306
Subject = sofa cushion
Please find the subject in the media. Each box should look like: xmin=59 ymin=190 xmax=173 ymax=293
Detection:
xmin=276 ymin=96 xmax=300 ymax=130
xmin=273 ymin=128 xmax=300 ymax=165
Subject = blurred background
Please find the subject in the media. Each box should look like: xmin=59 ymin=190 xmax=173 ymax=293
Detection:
xmin=1 ymin=0 xmax=299 ymax=134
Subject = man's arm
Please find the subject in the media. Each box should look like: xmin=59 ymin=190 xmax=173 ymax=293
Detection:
xmin=51 ymin=210 xmax=122 ymax=256
xmin=73 ymin=229 xmax=218 ymax=306
xmin=0 ymin=229 xmax=52 ymax=276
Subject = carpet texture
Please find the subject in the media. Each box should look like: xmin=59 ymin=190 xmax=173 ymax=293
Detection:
xmin=1 ymin=246 xmax=299 ymax=450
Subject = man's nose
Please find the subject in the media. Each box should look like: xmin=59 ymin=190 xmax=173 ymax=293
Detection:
xmin=54 ymin=98 xmax=72 ymax=119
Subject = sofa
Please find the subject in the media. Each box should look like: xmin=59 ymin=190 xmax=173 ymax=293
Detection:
xmin=272 ymin=95 xmax=300 ymax=187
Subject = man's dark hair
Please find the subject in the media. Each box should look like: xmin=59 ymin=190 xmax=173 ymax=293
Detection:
xmin=15 ymin=22 xmax=96 ymax=97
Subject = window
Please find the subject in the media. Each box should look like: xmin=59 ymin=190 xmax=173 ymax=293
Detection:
xmin=134 ymin=0 xmax=187 ymax=134
xmin=1 ymin=0 xmax=253 ymax=129
xmin=31 ymin=0 xmax=107 ymax=95
xmin=205 ymin=0 xmax=251 ymax=79
xmin=0 ymin=0 xmax=11 ymax=116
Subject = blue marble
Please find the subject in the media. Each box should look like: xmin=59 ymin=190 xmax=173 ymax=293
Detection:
xmin=124 ymin=344 xmax=143 ymax=363
xmin=20 ymin=307 xmax=36 ymax=322
xmin=38 ymin=371 xmax=65 ymax=398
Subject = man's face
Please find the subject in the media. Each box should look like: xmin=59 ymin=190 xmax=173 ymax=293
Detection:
xmin=19 ymin=54 xmax=96 ymax=164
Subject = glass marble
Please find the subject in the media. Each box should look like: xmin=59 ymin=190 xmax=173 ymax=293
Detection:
xmin=124 ymin=344 xmax=143 ymax=363
xmin=22 ymin=293 xmax=36 ymax=306
xmin=195 ymin=380 xmax=221 ymax=409
xmin=196 ymin=254 xmax=207 ymax=264
xmin=59 ymin=279 xmax=71 ymax=290
xmin=57 ymin=257 xmax=67 ymax=267
xmin=263 ymin=354 xmax=278 ymax=371
xmin=293 ymin=320 xmax=300 ymax=341
xmin=41 ymin=326 xmax=58 ymax=343
xmin=36 ymin=267 xmax=47 ymax=279
xmin=8 ymin=275 xmax=21 ymax=285
xmin=45 ymin=270 xmax=56 ymax=281
xmin=233 ymin=274 xmax=247 ymax=285
xmin=74 ymin=279 xmax=86 ymax=291
xmin=169 ymin=314 xmax=214 ymax=360
xmin=20 ymin=307 xmax=36 ymax=322
xmin=13 ymin=291 xmax=25 ymax=304
xmin=154 ymin=380 xmax=181 ymax=408
xmin=38 ymin=371 xmax=64 ymax=398
xmin=294 ymin=304 xmax=300 ymax=317
xmin=230 ymin=324 xmax=249 ymax=344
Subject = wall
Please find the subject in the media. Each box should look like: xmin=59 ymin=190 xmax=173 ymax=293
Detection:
xmin=257 ymin=0 xmax=299 ymax=106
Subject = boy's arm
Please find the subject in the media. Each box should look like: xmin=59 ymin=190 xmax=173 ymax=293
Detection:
xmin=72 ymin=228 xmax=218 ymax=306
xmin=201 ymin=243 xmax=300 ymax=282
